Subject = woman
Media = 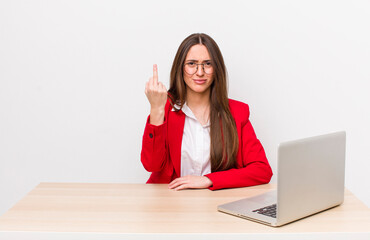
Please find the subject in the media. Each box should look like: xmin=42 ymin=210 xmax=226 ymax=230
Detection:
xmin=141 ymin=33 xmax=272 ymax=191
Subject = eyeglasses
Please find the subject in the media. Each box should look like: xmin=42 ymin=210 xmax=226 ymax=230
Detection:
xmin=184 ymin=61 xmax=213 ymax=75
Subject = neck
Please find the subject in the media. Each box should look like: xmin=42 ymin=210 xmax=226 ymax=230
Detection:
xmin=185 ymin=88 xmax=211 ymax=126
xmin=186 ymin=88 xmax=210 ymax=109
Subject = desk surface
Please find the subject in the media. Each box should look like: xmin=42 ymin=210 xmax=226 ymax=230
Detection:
xmin=0 ymin=183 xmax=370 ymax=237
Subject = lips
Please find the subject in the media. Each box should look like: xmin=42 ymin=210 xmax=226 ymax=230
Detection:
xmin=193 ymin=79 xmax=207 ymax=84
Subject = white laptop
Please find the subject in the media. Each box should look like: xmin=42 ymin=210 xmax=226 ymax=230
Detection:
xmin=218 ymin=131 xmax=346 ymax=227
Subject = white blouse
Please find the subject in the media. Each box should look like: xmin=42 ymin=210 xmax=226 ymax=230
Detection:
xmin=174 ymin=103 xmax=211 ymax=177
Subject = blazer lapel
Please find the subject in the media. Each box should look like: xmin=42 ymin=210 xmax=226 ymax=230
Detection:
xmin=168 ymin=109 xmax=185 ymax=178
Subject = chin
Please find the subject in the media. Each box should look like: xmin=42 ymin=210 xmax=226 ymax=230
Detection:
xmin=189 ymin=86 xmax=211 ymax=94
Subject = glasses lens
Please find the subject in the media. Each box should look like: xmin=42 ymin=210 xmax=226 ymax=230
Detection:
xmin=184 ymin=64 xmax=196 ymax=75
xmin=204 ymin=66 xmax=213 ymax=74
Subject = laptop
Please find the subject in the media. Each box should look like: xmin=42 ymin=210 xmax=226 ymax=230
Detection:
xmin=218 ymin=131 xmax=346 ymax=227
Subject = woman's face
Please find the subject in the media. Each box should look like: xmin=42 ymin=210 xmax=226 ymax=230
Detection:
xmin=183 ymin=44 xmax=214 ymax=97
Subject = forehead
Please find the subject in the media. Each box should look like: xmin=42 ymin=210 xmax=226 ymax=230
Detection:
xmin=185 ymin=44 xmax=211 ymax=60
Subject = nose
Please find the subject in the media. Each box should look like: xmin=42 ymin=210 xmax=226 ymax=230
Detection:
xmin=196 ymin=64 xmax=205 ymax=76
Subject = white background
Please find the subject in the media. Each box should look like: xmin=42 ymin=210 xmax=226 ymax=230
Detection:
xmin=1 ymin=0 xmax=369 ymax=216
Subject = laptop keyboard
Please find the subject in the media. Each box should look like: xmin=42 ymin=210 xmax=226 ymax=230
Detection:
xmin=252 ymin=204 xmax=277 ymax=218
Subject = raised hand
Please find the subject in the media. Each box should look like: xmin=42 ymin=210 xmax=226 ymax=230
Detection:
xmin=145 ymin=64 xmax=168 ymax=125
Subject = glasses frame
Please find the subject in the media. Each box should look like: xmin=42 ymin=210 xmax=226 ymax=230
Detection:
xmin=183 ymin=62 xmax=213 ymax=75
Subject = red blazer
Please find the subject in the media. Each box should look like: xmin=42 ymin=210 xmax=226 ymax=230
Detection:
xmin=140 ymin=99 xmax=273 ymax=190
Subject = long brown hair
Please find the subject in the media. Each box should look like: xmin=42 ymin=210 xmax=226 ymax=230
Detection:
xmin=168 ymin=33 xmax=239 ymax=172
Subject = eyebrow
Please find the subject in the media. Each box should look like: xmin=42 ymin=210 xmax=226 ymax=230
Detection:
xmin=185 ymin=59 xmax=212 ymax=62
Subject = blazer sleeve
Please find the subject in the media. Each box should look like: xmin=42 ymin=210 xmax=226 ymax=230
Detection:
xmin=205 ymin=104 xmax=273 ymax=190
xmin=140 ymin=101 xmax=170 ymax=173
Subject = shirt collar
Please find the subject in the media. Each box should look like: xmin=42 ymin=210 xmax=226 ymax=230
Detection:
xmin=173 ymin=102 xmax=210 ymax=127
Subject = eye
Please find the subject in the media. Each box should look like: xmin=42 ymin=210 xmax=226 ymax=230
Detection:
xmin=205 ymin=62 xmax=212 ymax=66
xmin=187 ymin=62 xmax=196 ymax=66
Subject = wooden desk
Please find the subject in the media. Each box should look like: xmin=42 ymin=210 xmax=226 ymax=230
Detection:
xmin=0 ymin=183 xmax=370 ymax=240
